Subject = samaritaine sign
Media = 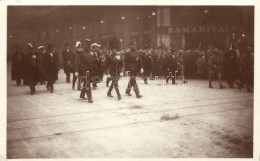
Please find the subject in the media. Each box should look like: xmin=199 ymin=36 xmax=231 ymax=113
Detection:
xmin=165 ymin=26 xmax=242 ymax=34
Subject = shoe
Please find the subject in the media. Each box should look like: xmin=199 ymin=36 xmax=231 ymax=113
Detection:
xmin=107 ymin=93 xmax=113 ymax=97
xmin=209 ymin=84 xmax=213 ymax=88
xmin=134 ymin=85 xmax=142 ymax=98
xmin=50 ymin=89 xmax=54 ymax=93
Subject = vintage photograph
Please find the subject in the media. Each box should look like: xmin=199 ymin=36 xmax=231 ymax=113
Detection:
xmin=6 ymin=5 xmax=254 ymax=158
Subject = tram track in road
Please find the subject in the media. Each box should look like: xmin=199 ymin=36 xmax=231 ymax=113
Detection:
xmin=7 ymin=95 xmax=252 ymax=131
xmin=7 ymin=95 xmax=252 ymax=122
xmin=7 ymin=105 xmax=250 ymax=143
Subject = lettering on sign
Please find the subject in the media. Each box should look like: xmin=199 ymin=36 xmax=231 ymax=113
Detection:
xmin=167 ymin=26 xmax=230 ymax=34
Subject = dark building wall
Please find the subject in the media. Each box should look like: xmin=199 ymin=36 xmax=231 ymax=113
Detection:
xmin=7 ymin=6 xmax=254 ymax=61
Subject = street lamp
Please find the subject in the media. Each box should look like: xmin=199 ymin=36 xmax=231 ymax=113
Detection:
xmin=82 ymin=26 xmax=86 ymax=30
xmin=100 ymin=20 xmax=104 ymax=24
xmin=152 ymin=11 xmax=156 ymax=16
xmin=204 ymin=9 xmax=208 ymax=14
xmin=136 ymin=16 xmax=140 ymax=20
xmin=121 ymin=16 xmax=125 ymax=20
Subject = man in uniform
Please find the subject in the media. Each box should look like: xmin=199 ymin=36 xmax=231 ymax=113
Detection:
xmin=62 ymin=41 xmax=74 ymax=83
xmin=12 ymin=45 xmax=24 ymax=86
xmin=208 ymin=49 xmax=225 ymax=89
xmin=44 ymin=43 xmax=59 ymax=93
xmin=238 ymin=47 xmax=253 ymax=92
xmin=92 ymin=43 xmax=103 ymax=89
xmin=141 ymin=47 xmax=153 ymax=84
xmin=165 ymin=49 xmax=178 ymax=84
xmin=37 ymin=46 xmax=47 ymax=85
xmin=75 ymin=39 xmax=94 ymax=103
xmin=106 ymin=36 xmax=123 ymax=100
xmin=125 ymin=39 xmax=143 ymax=98
xmin=72 ymin=41 xmax=83 ymax=90
xmin=224 ymin=44 xmax=238 ymax=88
xmin=24 ymin=43 xmax=39 ymax=95
xmin=105 ymin=50 xmax=113 ymax=87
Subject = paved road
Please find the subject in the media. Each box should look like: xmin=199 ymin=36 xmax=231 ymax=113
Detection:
xmin=7 ymin=64 xmax=253 ymax=158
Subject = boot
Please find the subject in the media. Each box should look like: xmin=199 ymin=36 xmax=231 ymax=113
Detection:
xmin=125 ymin=87 xmax=132 ymax=96
xmin=107 ymin=84 xmax=113 ymax=97
xmin=134 ymin=85 xmax=142 ymax=98
xmin=80 ymin=90 xmax=87 ymax=100
xmin=115 ymin=87 xmax=121 ymax=100
xmin=86 ymin=90 xmax=93 ymax=103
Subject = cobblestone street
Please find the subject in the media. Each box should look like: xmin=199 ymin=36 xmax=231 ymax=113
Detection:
xmin=7 ymin=64 xmax=253 ymax=158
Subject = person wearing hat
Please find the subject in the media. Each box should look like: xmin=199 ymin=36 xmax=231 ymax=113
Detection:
xmin=11 ymin=45 xmax=24 ymax=86
xmin=43 ymin=43 xmax=59 ymax=93
xmin=75 ymin=39 xmax=94 ymax=103
xmin=106 ymin=36 xmax=123 ymax=100
xmin=91 ymin=43 xmax=103 ymax=89
xmin=224 ymin=44 xmax=238 ymax=88
xmin=72 ymin=41 xmax=83 ymax=90
xmin=141 ymin=47 xmax=153 ymax=84
xmin=24 ymin=43 xmax=39 ymax=95
xmin=125 ymin=39 xmax=143 ymax=98
xmin=165 ymin=49 xmax=178 ymax=85
xmin=208 ymin=49 xmax=225 ymax=89
xmin=37 ymin=46 xmax=47 ymax=85
xmin=62 ymin=41 xmax=74 ymax=83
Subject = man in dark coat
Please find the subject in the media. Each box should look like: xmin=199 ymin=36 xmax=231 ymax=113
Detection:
xmin=62 ymin=41 xmax=74 ymax=83
xmin=165 ymin=50 xmax=178 ymax=84
xmin=37 ymin=46 xmax=47 ymax=85
xmin=106 ymin=36 xmax=123 ymax=100
xmin=125 ymin=39 xmax=143 ymax=98
xmin=208 ymin=49 xmax=225 ymax=89
xmin=91 ymin=43 xmax=103 ymax=89
xmin=238 ymin=47 xmax=253 ymax=92
xmin=11 ymin=45 xmax=24 ymax=86
xmin=44 ymin=43 xmax=59 ymax=93
xmin=72 ymin=41 xmax=83 ymax=90
xmin=104 ymin=51 xmax=113 ymax=87
xmin=141 ymin=48 xmax=153 ymax=84
xmin=24 ymin=43 xmax=39 ymax=95
xmin=224 ymin=44 xmax=238 ymax=88
xmin=75 ymin=39 xmax=94 ymax=103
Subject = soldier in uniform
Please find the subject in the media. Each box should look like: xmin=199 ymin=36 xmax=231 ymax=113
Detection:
xmin=125 ymin=39 xmax=143 ymax=98
xmin=24 ymin=43 xmax=39 ymax=95
xmin=106 ymin=36 xmax=123 ymax=100
xmin=44 ymin=43 xmax=59 ymax=93
xmin=62 ymin=41 xmax=74 ymax=83
xmin=75 ymin=39 xmax=94 ymax=103
xmin=11 ymin=45 xmax=24 ymax=86
xmin=37 ymin=46 xmax=47 ymax=85
xmin=208 ymin=49 xmax=225 ymax=89
xmin=72 ymin=41 xmax=83 ymax=90
xmin=224 ymin=44 xmax=238 ymax=88
xmin=238 ymin=47 xmax=253 ymax=92
xmin=141 ymin=48 xmax=153 ymax=84
xmin=165 ymin=49 xmax=178 ymax=84
xmin=105 ymin=50 xmax=113 ymax=87
xmin=91 ymin=43 xmax=103 ymax=89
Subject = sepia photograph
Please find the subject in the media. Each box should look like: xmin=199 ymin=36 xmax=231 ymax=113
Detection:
xmin=1 ymin=1 xmax=258 ymax=159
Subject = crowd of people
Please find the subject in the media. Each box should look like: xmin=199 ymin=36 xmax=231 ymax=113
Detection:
xmin=11 ymin=35 xmax=254 ymax=103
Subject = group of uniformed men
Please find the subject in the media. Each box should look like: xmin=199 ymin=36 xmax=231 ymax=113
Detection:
xmin=11 ymin=36 xmax=146 ymax=103
xmin=11 ymin=35 xmax=253 ymax=103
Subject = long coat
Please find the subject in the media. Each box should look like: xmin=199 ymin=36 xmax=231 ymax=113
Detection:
xmin=24 ymin=50 xmax=39 ymax=85
xmin=125 ymin=50 xmax=142 ymax=75
xmin=62 ymin=49 xmax=74 ymax=73
xmin=165 ymin=55 xmax=178 ymax=75
xmin=11 ymin=51 xmax=24 ymax=81
xmin=75 ymin=49 xmax=94 ymax=82
xmin=106 ymin=53 xmax=123 ymax=77
xmin=141 ymin=52 xmax=153 ymax=76
xmin=92 ymin=51 xmax=104 ymax=82
xmin=44 ymin=52 xmax=59 ymax=82
xmin=37 ymin=52 xmax=47 ymax=82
